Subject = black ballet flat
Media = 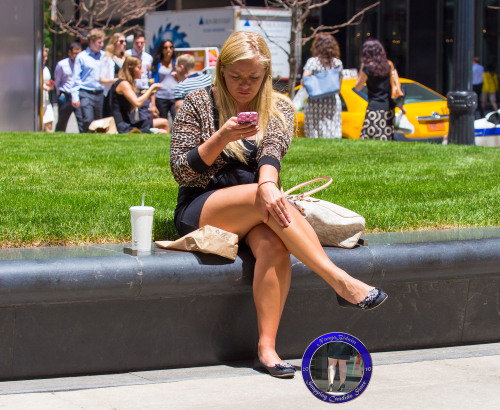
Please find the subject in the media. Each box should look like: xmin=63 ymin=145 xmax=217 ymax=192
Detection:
xmin=336 ymin=287 xmax=388 ymax=311
xmin=254 ymin=359 xmax=295 ymax=378
xmin=338 ymin=383 xmax=345 ymax=392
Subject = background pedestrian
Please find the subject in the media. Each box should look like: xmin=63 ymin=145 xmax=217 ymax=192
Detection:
xmin=150 ymin=40 xmax=177 ymax=123
xmin=473 ymin=57 xmax=484 ymax=118
xmin=71 ymin=28 xmax=105 ymax=132
xmin=108 ymin=55 xmax=169 ymax=134
xmin=42 ymin=47 xmax=55 ymax=132
xmin=100 ymin=33 xmax=126 ymax=97
xmin=173 ymin=54 xmax=212 ymax=113
xmin=302 ymin=33 xmax=343 ymax=139
xmin=54 ymin=42 xmax=83 ymax=132
xmin=125 ymin=28 xmax=154 ymax=121
xmin=354 ymin=39 xmax=394 ymax=141
xmin=482 ymin=64 xmax=498 ymax=113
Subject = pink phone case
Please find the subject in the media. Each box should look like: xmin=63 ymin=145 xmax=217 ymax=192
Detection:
xmin=237 ymin=111 xmax=258 ymax=125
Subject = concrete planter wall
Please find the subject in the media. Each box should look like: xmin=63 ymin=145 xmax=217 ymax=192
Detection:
xmin=0 ymin=237 xmax=499 ymax=379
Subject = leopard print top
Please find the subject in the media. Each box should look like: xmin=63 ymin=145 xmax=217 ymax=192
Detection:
xmin=170 ymin=87 xmax=295 ymax=187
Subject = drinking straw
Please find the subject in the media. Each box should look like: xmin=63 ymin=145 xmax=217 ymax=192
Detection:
xmin=142 ymin=193 xmax=145 ymax=207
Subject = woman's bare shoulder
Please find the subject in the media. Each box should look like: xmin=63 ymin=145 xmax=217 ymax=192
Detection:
xmin=115 ymin=79 xmax=130 ymax=94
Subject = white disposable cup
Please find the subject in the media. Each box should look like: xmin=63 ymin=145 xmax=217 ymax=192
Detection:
xmin=130 ymin=206 xmax=155 ymax=252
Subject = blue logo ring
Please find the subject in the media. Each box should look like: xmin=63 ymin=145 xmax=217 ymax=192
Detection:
xmin=301 ymin=332 xmax=372 ymax=403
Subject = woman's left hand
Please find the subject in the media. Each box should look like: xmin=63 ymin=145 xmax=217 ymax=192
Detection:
xmin=258 ymin=182 xmax=291 ymax=227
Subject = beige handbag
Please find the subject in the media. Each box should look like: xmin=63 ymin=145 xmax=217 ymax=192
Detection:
xmin=284 ymin=177 xmax=365 ymax=249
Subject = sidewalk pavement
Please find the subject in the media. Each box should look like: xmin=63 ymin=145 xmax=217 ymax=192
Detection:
xmin=0 ymin=343 xmax=499 ymax=409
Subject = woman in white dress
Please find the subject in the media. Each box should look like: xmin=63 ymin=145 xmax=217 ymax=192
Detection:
xmin=302 ymin=33 xmax=343 ymax=139
xmin=42 ymin=47 xmax=54 ymax=132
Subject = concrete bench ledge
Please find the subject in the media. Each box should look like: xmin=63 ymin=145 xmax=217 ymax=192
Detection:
xmin=0 ymin=231 xmax=499 ymax=379
xmin=0 ymin=238 xmax=499 ymax=306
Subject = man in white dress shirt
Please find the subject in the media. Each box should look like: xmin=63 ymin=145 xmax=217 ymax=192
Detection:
xmin=54 ymin=42 xmax=82 ymax=132
xmin=125 ymin=28 xmax=154 ymax=121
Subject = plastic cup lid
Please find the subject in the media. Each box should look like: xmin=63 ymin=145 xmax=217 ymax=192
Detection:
xmin=129 ymin=206 xmax=155 ymax=212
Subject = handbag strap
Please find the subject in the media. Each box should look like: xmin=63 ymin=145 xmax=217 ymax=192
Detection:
xmin=284 ymin=176 xmax=333 ymax=197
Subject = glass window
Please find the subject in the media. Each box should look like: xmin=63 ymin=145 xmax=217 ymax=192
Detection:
xmin=381 ymin=0 xmax=408 ymax=76
xmin=348 ymin=0 xmax=379 ymax=69
xmin=403 ymin=83 xmax=447 ymax=103
xmin=484 ymin=0 xmax=500 ymax=70
xmin=352 ymin=83 xmax=445 ymax=105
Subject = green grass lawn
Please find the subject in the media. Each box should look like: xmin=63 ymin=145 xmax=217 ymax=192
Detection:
xmin=1 ymin=132 xmax=498 ymax=247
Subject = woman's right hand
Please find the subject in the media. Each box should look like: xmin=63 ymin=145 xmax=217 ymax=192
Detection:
xmin=218 ymin=117 xmax=259 ymax=143
xmin=258 ymin=182 xmax=291 ymax=227
xmin=197 ymin=116 xmax=259 ymax=168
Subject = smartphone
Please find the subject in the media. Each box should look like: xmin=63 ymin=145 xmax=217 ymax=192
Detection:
xmin=237 ymin=111 xmax=258 ymax=125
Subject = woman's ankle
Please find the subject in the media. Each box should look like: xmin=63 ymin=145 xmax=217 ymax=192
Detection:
xmin=258 ymin=344 xmax=281 ymax=366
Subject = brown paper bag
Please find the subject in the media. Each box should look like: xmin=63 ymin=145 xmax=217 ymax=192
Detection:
xmin=155 ymin=225 xmax=239 ymax=260
xmin=88 ymin=117 xmax=118 ymax=134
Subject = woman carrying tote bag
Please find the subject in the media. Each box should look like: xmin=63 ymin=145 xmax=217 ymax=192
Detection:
xmin=302 ymin=33 xmax=343 ymax=139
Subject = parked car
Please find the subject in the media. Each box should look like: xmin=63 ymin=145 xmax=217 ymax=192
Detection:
xmin=294 ymin=77 xmax=449 ymax=141
xmin=474 ymin=110 xmax=500 ymax=147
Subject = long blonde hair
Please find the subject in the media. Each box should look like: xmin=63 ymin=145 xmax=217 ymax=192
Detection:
xmin=215 ymin=31 xmax=292 ymax=163
xmin=118 ymin=55 xmax=141 ymax=92
xmin=105 ymin=33 xmax=124 ymax=58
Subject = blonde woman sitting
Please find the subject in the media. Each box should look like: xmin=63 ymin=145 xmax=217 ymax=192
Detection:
xmin=108 ymin=56 xmax=169 ymax=134
xmin=170 ymin=32 xmax=387 ymax=379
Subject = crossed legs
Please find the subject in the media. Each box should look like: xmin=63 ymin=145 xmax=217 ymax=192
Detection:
xmin=199 ymin=183 xmax=373 ymax=366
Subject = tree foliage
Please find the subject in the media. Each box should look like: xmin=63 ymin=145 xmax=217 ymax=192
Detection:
xmin=47 ymin=0 xmax=167 ymax=39
xmin=232 ymin=0 xmax=380 ymax=98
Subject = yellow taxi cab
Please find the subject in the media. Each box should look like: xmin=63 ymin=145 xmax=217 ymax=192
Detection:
xmin=294 ymin=78 xmax=449 ymax=141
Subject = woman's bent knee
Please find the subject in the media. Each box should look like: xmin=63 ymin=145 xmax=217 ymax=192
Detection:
xmin=154 ymin=118 xmax=169 ymax=131
xmin=248 ymin=225 xmax=290 ymax=261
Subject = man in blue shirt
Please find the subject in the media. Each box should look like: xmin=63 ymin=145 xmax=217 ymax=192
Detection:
xmin=71 ymin=29 xmax=105 ymax=132
xmin=54 ymin=42 xmax=82 ymax=132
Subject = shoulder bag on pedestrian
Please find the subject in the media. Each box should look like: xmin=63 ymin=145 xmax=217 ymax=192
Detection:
xmin=302 ymin=68 xmax=341 ymax=99
xmin=284 ymin=177 xmax=365 ymax=249
xmin=388 ymin=60 xmax=405 ymax=110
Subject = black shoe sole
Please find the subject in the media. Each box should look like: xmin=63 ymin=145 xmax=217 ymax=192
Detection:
xmin=253 ymin=359 xmax=295 ymax=378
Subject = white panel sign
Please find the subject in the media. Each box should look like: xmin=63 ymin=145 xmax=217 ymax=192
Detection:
xmin=146 ymin=7 xmax=291 ymax=79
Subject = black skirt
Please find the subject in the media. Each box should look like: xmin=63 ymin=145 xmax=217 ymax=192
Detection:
xmin=174 ymin=162 xmax=258 ymax=237
xmin=327 ymin=342 xmax=352 ymax=360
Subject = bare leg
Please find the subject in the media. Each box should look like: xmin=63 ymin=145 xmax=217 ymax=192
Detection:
xmin=200 ymin=184 xmax=373 ymax=303
xmin=491 ymin=97 xmax=498 ymax=111
xmin=338 ymin=359 xmax=348 ymax=386
xmin=245 ymin=224 xmax=291 ymax=367
xmin=328 ymin=358 xmax=336 ymax=386
xmin=153 ymin=118 xmax=170 ymax=133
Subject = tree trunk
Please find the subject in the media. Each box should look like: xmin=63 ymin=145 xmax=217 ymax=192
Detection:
xmin=288 ymin=6 xmax=303 ymax=99
xmin=89 ymin=0 xmax=95 ymax=29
